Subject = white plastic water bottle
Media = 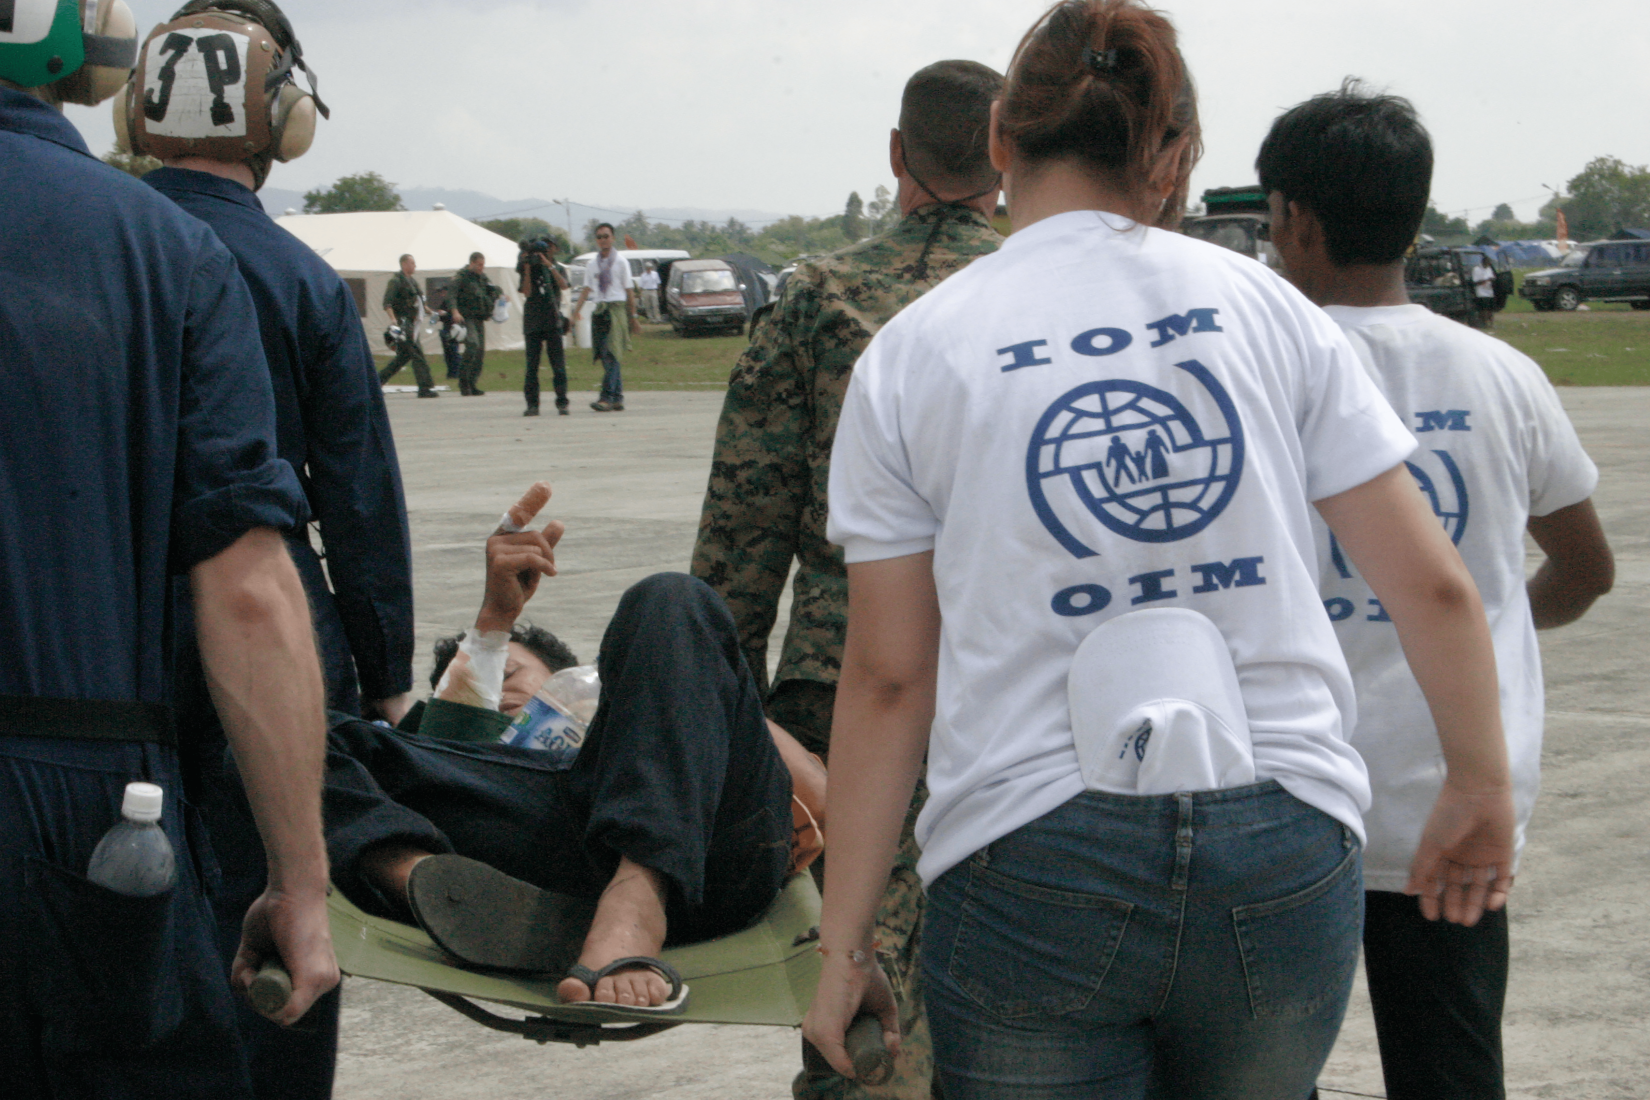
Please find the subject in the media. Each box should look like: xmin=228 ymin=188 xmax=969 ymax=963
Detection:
xmin=500 ymin=665 xmax=600 ymax=768
xmin=86 ymin=782 xmax=177 ymax=897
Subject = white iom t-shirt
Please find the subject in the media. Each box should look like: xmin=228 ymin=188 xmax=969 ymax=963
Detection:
xmin=1317 ymin=304 xmax=1597 ymax=892
xmin=827 ymin=211 xmax=1416 ymax=886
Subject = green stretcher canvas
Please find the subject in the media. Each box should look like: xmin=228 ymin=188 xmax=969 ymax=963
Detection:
xmin=328 ymin=872 xmax=824 ymax=1027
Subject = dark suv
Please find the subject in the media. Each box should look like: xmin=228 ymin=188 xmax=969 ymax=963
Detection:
xmin=1520 ymin=240 xmax=1650 ymax=311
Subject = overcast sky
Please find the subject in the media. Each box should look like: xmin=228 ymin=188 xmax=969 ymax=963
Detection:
xmin=68 ymin=0 xmax=1650 ymax=225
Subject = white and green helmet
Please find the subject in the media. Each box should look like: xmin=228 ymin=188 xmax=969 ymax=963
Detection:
xmin=0 ymin=0 xmax=137 ymax=102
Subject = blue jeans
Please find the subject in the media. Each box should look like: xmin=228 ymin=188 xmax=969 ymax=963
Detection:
xmin=924 ymin=781 xmax=1362 ymax=1100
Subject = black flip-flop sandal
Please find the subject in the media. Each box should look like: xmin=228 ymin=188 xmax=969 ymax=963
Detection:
xmin=562 ymin=956 xmax=690 ymax=1015
xmin=406 ymin=854 xmax=596 ymax=975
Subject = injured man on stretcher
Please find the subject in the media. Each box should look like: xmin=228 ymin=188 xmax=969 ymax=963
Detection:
xmin=319 ymin=483 xmax=826 ymax=1011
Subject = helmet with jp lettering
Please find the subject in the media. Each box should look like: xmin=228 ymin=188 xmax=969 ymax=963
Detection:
xmin=114 ymin=0 xmax=328 ymax=189
xmin=0 ymin=0 xmax=139 ymax=105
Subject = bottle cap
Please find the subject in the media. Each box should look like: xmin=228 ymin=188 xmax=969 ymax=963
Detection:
xmin=122 ymin=782 xmax=164 ymax=823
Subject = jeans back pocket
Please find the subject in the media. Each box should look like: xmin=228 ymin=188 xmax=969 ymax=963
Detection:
xmin=946 ymin=858 xmax=1133 ymax=1020
xmin=1231 ymin=840 xmax=1362 ymax=1019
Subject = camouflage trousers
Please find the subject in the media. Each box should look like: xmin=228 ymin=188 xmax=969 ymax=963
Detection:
xmin=769 ymin=681 xmax=937 ymax=1100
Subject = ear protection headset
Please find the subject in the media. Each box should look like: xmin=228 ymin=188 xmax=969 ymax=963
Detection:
xmin=0 ymin=0 xmax=138 ymax=104
xmin=116 ymin=0 xmax=328 ymax=189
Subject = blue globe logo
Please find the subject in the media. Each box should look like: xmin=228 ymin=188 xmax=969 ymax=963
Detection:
xmin=1025 ymin=360 xmax=1245 ymax=555
xmin=1407 ymin=449 xmax=1469 ymax=545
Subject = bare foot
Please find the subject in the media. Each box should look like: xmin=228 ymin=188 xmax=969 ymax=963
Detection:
xmin=555 ymin=857 xmax=671 ymax=1007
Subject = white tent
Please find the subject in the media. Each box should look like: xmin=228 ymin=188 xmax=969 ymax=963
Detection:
xmin=275 ymin=210 xmax=527 ymax=352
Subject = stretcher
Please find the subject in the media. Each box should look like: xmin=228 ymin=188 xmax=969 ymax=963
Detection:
xmin=326 ymin=872 xmax=825 ymax=1046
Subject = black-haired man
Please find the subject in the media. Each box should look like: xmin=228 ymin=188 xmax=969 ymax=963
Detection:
xmin=571 ymin=223 xmax=640 ymax=411
xmin=1258 ymin=81 xmax=1615 ymax=1100
xmin=319 ymin=486 xmax=824 ymax=1010
xmin=692 ymin=58 xmax=1005 ymax=1100
xmin=517 ymin=238 xmax=570 ymax=416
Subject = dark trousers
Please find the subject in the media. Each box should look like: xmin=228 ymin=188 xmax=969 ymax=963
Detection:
xmin=458 ymin=319 xmax=486 ymax=394
xmin=0 ymin=737 xmax=253 ymax=1100
xmin=592 ymin=308 xmax=623 ymax=403
xmin=324 ymin=573 xmax=793 ymax=946
xmin=523 ymin=327 xmax=567 ymax=410
xmin=377 ymin=319 xmax=434 ymax=392
xmin=1363 ymin=890 xmax=1508 ymax=1100
xmin=439 ymin=329 xmax=462 ymax=378
xmin=198 ymin=740 xmax=341 ymax=1100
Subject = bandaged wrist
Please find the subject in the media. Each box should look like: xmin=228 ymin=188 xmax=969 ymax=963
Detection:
xmin=433 ymin=629 xmax=510 ymax=712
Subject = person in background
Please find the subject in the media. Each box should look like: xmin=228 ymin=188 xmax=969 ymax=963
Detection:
xmin=693 ymin=57 xmax=1004 ymax=1100
xmin=1258 ymin=81 xmax=1614 ymax=1100
xmin=518 ymin=238 xmax=570 ymax=416
xmin=1470 ymin=252 xmax=1497 ymax=329
xmin=451 ymin=251 xmax=500 ymax=396
xmin=571 ymin=223 xmax=640 ymax=412
xmin=803 ymin=3 xmax=1516 ymax=1097
xmin=638 ymin=259 xmax=662 ymax=322
xmin=129 ymin=2 xmax=414 ymax=1094
xmin=319 ymin=484 xmax=824 ymax=1010
xmin=431 ymin=285 xmax=465 ymax=380
xmin=380 ymin=253 xmax=439 ymax=397
xmin=1 ymin=2 xmax=338 ymax=1092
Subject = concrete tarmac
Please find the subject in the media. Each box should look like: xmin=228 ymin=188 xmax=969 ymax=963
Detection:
xmin=335 ymin=386 xmax=1648 ymax=1099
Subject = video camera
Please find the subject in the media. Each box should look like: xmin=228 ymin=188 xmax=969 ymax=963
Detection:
xmin=520 ymin=237 xmax=555 ymax=258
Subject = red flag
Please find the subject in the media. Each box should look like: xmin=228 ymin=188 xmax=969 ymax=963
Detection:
xmin=624 ymin=234 xmax=639 ymax=250
xmin=1555 ymin=208 xmax=1569 ymax=244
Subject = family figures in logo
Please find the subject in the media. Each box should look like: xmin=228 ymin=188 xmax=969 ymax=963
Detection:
xmin=804 ymin=3 xmax=1551 ymax=1099
xmin=1104 ymin=427 xmax=1170 ymax=484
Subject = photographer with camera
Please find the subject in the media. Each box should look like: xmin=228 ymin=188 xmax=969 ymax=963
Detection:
xmin=517 ymin=237 xmax=570 ymax=416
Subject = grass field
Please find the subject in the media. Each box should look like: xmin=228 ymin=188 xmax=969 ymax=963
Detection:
xmin=379 ymin=303 xmax=1649 ymax=393
xmin=375 ymin=323 xmax=745 ymax=399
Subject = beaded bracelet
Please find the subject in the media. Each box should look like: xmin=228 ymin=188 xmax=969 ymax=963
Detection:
xmin=816 ymin=939 xmax=881 ymax=965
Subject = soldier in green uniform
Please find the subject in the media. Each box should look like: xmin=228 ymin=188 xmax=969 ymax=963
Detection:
xmin=380 ymin=253 xmax=438 ymax=397
xmin=451 ymin=251 xmax=500 ymax=396
xmin=690 ymin=59 xmax=1004 ymax=1100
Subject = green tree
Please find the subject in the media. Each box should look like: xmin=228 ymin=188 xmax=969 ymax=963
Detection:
xmin=102 ymin=149 xmax=161 ymax=178
xmin=866 ymin=184 xmax=898 ymax=234
xmin=1421 ymin=203 xmax=1469 ymax=239
xmin=843 ymin=191 xmax=865 ymax=241
xmin=1563 ymin=156 xmax=1650 ymax=240
xmin=480 ymin=216 xmax=568 ymax=255
xmin=1490 ymin=202 xmax=1515 ymax=222
xmin=302 ymin=172 xmax=404 ymax=214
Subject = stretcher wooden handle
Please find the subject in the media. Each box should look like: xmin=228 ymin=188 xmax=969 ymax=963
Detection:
xmin=247 ymin=961 xmax=293 ymax=1016
xmin=845 ymin=1012 xmax=894 ymax=1086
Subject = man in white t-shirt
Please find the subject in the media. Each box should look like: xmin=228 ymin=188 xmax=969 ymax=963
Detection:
xmin=571 ymin=223 xmax=639 ymax=411
xmin=1259 ymin=83 xmax=1615 ymax=1100
xmin=637 ymin=260 xmax=662 ymax=322
xmin=1471 ymin=254 xmax=1498 ymax=329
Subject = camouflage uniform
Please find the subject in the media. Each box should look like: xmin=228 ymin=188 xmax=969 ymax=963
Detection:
xmin=450 ymin=266 xmax=499 ymax=395
xmin=379 ymin=270 xmax=435 ymax=393
xmin=691 ymin=204 xmax=1001 ymax=1100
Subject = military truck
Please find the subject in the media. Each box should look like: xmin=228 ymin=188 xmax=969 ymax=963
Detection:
xmin=1181 ymin=186 xmax=1278 ymax=269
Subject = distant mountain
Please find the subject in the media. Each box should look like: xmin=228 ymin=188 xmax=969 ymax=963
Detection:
xmin=259 ymin=184 xmax=798 ymax=229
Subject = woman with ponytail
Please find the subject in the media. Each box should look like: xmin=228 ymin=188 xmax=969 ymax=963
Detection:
xmin=803 ymin=1 xmax=1517 ymax=1096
